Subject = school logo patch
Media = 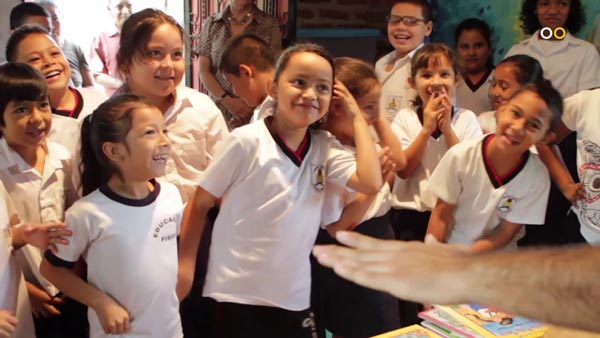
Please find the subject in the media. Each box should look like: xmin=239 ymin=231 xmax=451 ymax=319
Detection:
xmin=385 ymin=95 xmax=403 ymax=115
xmin=311 ymin=164 xmax=326 ymax=191
xmin=498 ymin=194 xmax=517 ymax=214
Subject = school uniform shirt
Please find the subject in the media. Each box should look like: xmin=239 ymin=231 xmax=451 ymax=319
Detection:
xmin=249 ymin=95 xmax=276 ymax=123
xmin=505 ymin=31 xmax=600 ymax=98
xmin=200 ymin=119 xmax=357 ymax=311
xmin=115 ymin=85 xmax=229 ymax=202
xmin=455 ymin=71 xmax=493 ymax=116
xmin=0 ymin=138 xmax=77 ymax=297
xmin=478 ymin=110 xmax=496 ymax=134
xmin=390 ymin=107 xmax=483 ymax=211
xmin=320 ymin=144 xmax=392 ymax=227
xmin=375 ymin=45 xmax=422 ymax=122
xmin=49 ymin=87 xmax=108 ymax=156
xmin=47 ymin=181 xmax=184 ymax=338
xmin=562 ymin=89 xmax=600 ymax=244
xmin=430 ymin=134 xmax=550 ymax=248
xmin=0 ymin=182 xmax=35 ymax=338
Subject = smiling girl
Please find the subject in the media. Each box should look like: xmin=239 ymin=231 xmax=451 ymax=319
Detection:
xmin=114 ymin=9 xmax=229 ymax=202
xmin=41 ymin=95 xmax=184 ymax=338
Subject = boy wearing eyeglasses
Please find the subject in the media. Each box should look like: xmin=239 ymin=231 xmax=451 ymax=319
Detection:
xmin=375 ymin=0 xmax=433 ymax=122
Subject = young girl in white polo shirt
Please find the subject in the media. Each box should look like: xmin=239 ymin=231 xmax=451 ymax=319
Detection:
xmin=113 ymin=9 xmax=229 ymax=202
xmin=41 ymin=95 xmax=184 ymax=338
xmin=0 ymin=62 xmax=80 ymax=338
xmin=312 ymin=57 xmax=406 ymax=338
xmin=390 ymin=43 xmax=482 ymax=243
xmin=178 ymin=43 xmax=383 ymax=338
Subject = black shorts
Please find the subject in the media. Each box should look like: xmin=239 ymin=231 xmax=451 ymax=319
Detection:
xmin=389 ymin=208 xmax=431 ymax=242
xmin=312 ymin=214 xmax=401 ymax=337
xmin=215 ymin=302 xmax=317 ymax=338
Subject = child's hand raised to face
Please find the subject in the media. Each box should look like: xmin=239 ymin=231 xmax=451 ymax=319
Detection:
xmin=422 ymin=91 xmax=449 ymax=134
xmin=434 ymin=92 xmax=453 ymax=133
xmin=333 ymin=80 xmax=363 ymax=121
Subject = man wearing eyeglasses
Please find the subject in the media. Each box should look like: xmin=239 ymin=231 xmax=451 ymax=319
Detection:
xmin=375 ymin=0 xmax=433 ymax=122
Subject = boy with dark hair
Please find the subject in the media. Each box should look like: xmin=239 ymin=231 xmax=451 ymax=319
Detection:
xmin=427 ymin=80 xmax=563 ymax=252
xmin=219 ymin=33 xmax=276 ymax=123
xmin=9 ymin=2 xmax=52 ymax=32
xmin=376 ymin=0 xmax=433 ymax=122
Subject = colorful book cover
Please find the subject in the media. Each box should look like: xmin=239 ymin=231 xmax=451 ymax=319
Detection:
xmin=437 ymin=304 xmax=546 ymax=338
xmin=371 ymin=324 xmax=443 ymax=338
xmin=419 ymin=307 xmax=482 ymax=338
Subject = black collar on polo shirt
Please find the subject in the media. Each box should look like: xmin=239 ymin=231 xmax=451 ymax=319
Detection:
xmin=52 ymin=87 xmax=83 ymax=119
xmin=482 ymin=134 xmax=529 ymax=188
xmin=99 ymin=179 xmax=161 ymax=207
xmin=265 ymin=117 xmax=311 ymax=167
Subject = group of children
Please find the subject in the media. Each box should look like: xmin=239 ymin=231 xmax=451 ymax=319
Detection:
xmin=1 ymin=0 xmax=599 ymax=338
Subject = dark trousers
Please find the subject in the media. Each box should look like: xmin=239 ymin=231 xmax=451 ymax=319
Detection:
xmin=388 ymin=208 xmax=431 ymax=326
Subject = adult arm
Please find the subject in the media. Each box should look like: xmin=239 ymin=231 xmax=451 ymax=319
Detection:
xmin=312 ymin=231 xmax=600 ymax=333
xmin=199 ymin=55 xmax=251 ymax=119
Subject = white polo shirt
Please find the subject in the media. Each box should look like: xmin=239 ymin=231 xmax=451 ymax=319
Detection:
xmin=115 ymin=86 xmax=229 ymax=202
xmin=200 ymin=119 xmax=356 ymax=311
xmin=375 ymin=46 xmax=422 ymax=122
xmin=390 ymin=107 xmax=483 ymax=211
xmin=250 ymin=95 xmax=276 ymax=123
xmin=49 ymin=181 xmax=184 ymax=338
xmin=562 ymin=89 xmax=600 ymax=244
xmin=321 ymin=145 xmax=391 ymax=227
xmin=0 ymin=182 xmax=35 ymax=338
xmin=0 ymin=138 xmax=77 ymax=297
xmin=455 ymin=71 xmax=493 ymax=116
xmin=505 ymin=31 xmax=600 ymax=98
xmin=430 ymin=135 xmax=550 ymax=248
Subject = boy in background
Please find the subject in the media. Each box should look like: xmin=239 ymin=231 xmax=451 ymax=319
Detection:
xmin=219 ymin=33 xmax=276 ymax=123
xmin=376 ymin=0 xmax=433 ymax=121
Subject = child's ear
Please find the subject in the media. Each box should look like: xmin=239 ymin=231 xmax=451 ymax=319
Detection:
xmin=424 ymin=21 xmax=433 ymax=36
xmin=102 ymin=142 xmax=125 ymax=163
xmin=408 ymin=76 xmax=416 ymax=90
xmin=268 ymin=79 xmax=278 ymax=100
xmin=239 ymin=64 xmax=254 ymax=78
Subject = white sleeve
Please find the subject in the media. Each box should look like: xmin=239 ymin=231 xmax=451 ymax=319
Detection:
xmin=325 ymin=137 xmax=358 ymax=188
xmin=429 ymin=146 xmax=463 ymax=205
xmin=204 ymin=98 xmax=230 ymax=164
xmin=390 ymin=109 xmax=415 ymax=149
xmin=457 ymin=110 xmax=483 ymax=141
xmin=51 ymin=206 xmax=94 ymax=265
xmin=198 ymin=133 xmax=248 ymax=199
xmin=576 ymin=45 xmax=600 ymax=92
xmin=561 ymin=91 xmax=582 ymax=132
xmin=505 ymin=163 xmax=550 ymax=225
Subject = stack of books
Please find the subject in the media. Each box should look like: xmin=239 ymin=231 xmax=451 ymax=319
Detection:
xmin=418 ymin=304 xmax=547 ymax=338
xmin=370 ymin=304 xmax=547 ymax=338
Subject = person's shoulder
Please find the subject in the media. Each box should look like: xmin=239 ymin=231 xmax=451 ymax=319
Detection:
xmin=67 ymin=189 xmax=107 ymax=216
xmin=567 ymin=34 xmax=597 ymax=50
xmin=46 ymin=141 xmax=72 ymax=161
xmin=78 ymin=87 xmax=109 ymax=101
xmin=450 ymin=134 xmax=485 ymax=156
xmin=177 ymin=86 xmax=221 ymax=116
xmin=375 ymin=50 xmax=395 ymax=67
xmin=525 ymin=151 xmax=550 ymax=180
xmin=156 ymin=181 xmax=183 ymax=203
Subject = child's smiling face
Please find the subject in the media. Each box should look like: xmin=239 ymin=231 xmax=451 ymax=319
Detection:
xmin=270 ymin=52 xmax=333 ymax=130
xmin=494 ymin=89 xmax=552 ymax=154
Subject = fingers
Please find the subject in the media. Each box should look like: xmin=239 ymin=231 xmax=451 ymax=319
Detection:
xmin=104 ymin=314 xmax=130 ymax=335
xmin=335 ymin=231 xmax=402 ymax=251
xmin=43 ymin=304 xmax=61 ymax=317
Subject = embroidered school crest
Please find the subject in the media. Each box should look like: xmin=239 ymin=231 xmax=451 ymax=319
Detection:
xmin=311 ymin=164 xmax=326 ymax=191
xmin=498 ymin=195 xmax=517 ymax=213
xmin=385 ymin=95 xmax=402 ymax=115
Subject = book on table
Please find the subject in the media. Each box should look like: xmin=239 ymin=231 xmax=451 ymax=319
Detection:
xmin=371 ymin=324 xmax=443 ymax=338
xmin=418 ymin=304 xmax=546 ymax=338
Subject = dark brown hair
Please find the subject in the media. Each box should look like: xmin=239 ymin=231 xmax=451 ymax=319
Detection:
xmin=117 ymin=8 xmax=186 ymax=76
xmin=334 ymin=57 xmax=378 ymax=99
xmin=80 ymin=94 xmax=156 ymax=195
